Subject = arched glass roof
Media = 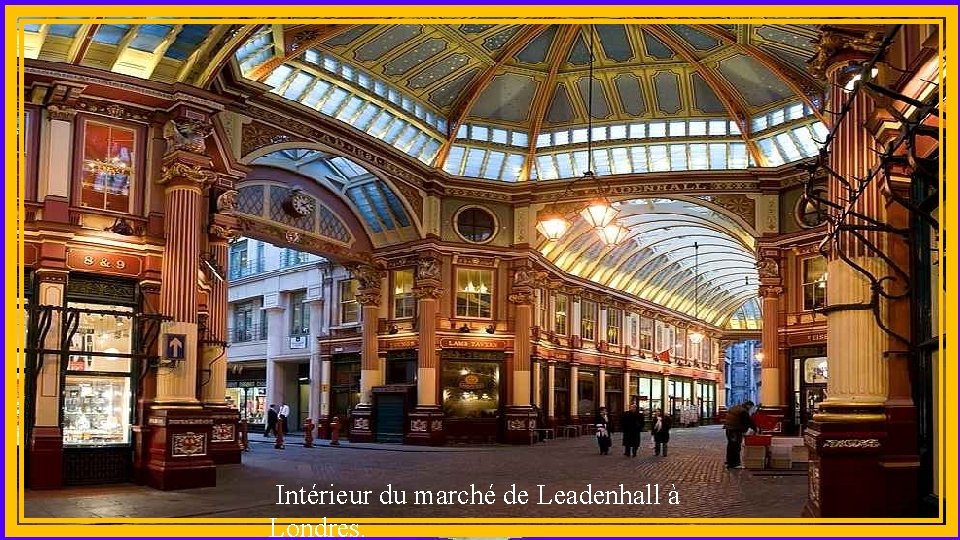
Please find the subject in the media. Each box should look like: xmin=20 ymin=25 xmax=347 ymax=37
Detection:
xmin=726 ymin=297 xmax=763 ymax=330
xmin=234 ymin=23 xmax=828 ymax=180
xmin=252 ymin=149 xmax=416 ymax=242
xmin=539 ymin=198 xmax=759 ymax=327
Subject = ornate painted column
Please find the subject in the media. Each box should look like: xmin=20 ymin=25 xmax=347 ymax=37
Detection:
xmin=598 ymin=368 xmax=607 ymax=408
xmin=28 ymin=269 xmax=68 ymax=489
xmin=804 ymin=25 xmax=917 ymax=517
xmin=145 ymin=115 xmax=218 ymax=491
xmin=306 ymin=297 xmax=324 ymax=433
xmin=547 ymin=361 xmax=556 ymax=426
xmin=202 ymin=215 xmax=243 ymax=465
xmin=504 ymin=263 xmax=539 ymax=443
xmin=405 ymin=254 xmax=445 ymax=445
xmin=38 ymin=93 xmax=80 ymax=223
xmin=348 ymin=264 xmax=383 ymax=443
xmin=569 ymin=363 xmax=579 ymax=424
xmin=623 ymin=370 xmax=632 ymax=408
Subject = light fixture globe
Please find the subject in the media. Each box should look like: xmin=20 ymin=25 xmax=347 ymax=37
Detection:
xmin=581 ymin=197 xmax=619 ymax=229
xmin=536 ymin=211 xmax=571 ymax=241
xmin=688 ymin=328 xmax=705 ymax=345
xmin=597 ymin=221 xmax=629 ymax=246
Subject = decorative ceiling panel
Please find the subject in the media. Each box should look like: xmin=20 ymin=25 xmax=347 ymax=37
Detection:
xmin=597 ymin=25 xmax=634 ymax=62
xmin=427 ymin=67 xmax=480 ymax=108
xmin=717 ymin=54 xmax=794 ymax=107
xmin=640 ymin=29 xmax=675 ymax=60
xmin=407 ymin=53 xmax=470 ymax=89
xmin=545 ymin=84 xmax=575 ymax=124
xmin=576 ymin=76 xmax=612 ymax=119
xmin=482 ymin=26 xmax=521 ymax=51
xmin=383 ymin=38 xmax=448 ymax=76
xmin=653 ymin=71 xmax=683 ymax=114
xmin=471 ymin=73 xmax=538 ymax=123
xmin=323 ymin=25 xmax=375 ymax=47
xmin=354 ymin=25 xmax=423 ymax=62
xmin=690 ymin=72 xmax=726 ymax=114
xmin=614 ymin=73 xmax=647 ymax=116
xmin=668 ymin=25 xmax=721 ymax=52
xmin=516 ymin=25 xmax=559 ymax=64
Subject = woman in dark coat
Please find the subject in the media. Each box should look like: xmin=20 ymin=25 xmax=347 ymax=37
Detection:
xmin=620 ymin=403 xmax=643 ymax=457
xmin=594 ymin=407 xmax=612 ymax=455
xmin=651 ymin=409 xmax=672 ymax=457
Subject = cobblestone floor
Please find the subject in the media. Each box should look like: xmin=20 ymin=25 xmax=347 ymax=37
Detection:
xmin=25 ymin=425 xmax=807 ymax=519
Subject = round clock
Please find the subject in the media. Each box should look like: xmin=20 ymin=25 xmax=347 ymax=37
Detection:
xmin=285 ymin=191 xmax=315 ymax=217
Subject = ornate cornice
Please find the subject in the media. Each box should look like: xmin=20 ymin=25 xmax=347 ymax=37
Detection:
xmin=46 ymin=105 xmax=76 ymax=122
xmin=164 ymin=116 xmax=214 ymax=155
xmin=415 ymin=256 xmax=441 ymax=282
xmin=413 ymin=284 xmax=444 ymax=300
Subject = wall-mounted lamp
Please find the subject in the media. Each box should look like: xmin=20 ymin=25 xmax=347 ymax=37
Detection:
xmin=388 ymin=325 xmax=399 ymax=335
xmin=458 ymin=324 xmax=471 ymax=333
xmin=755 ymin=351 xmax=765 ymax=363
xmin=298 ymin=377 xmax=310 ymax=383
xmin=105 ymin=217 xmax=139 ymax=236
xmin=485 ymin=325 xmax=496 ymax=335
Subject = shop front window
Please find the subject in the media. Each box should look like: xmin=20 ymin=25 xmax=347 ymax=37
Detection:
xmin=79 ymin=120 xmax=136 ymax=212
xmin=456 ymin=268 xmax=492 ymax=318
xmin=63 ymin=303 xmax=135 ymax=446
xmin=577 ymin=370 xmax=597 ymax=417
xmin=441 ymin=361 xmax=500 ymax=419
xmin=802 ymin=256 xmax=828 ymax=311
xmin=392 ymin=269 xmax=415 ymax=319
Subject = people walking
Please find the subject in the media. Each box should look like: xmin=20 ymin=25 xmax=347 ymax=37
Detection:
xmin=278 ymin=402 xmax=290 ymax=435
xmin=620 ymin=403 xmax=643 ymax=457
xmin=595 ymin=406 xmax=612 ymax=455
xmin=651 ymin=409 xmax=672 ymax=457
xmin=264 ymin=404 xmax=278 ymax=437
xmin=724 ymin=400 xmax=757 ymax=469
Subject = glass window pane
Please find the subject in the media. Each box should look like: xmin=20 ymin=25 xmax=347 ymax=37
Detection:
xmin=629 ymin=123 xmax=646 ymax=138
xmin=729 ymin=121 xmax=741 ymax=135
xmin=689 ymin=143 xmax=708 ymax=170
xmin=319 ymin=88 xmax=349 ymax=115
xmin=591 ymin=126 xmax=607 ymax=142
xmin=708 ymin=143 xmax=727 ymax=169
xmin=482 ymin=151 xmax=505 ymax=179
xmin=81 ymin=121 xmax=135 ymax=212
xmin=649 ymin=145 xmax=669 ymax=171
xmin=787 ymin=103 xmax=804 ymax=120
xmin=62 ymin=376 xmax=132 ymax=446
xmin=491 ymin=128 xmax=508 ymax=145
xmin=472 ymin=125 xmax=489 ymax=141
xmin=263 ymin=64 xmax=294 ymax=88
xmin=444 ymin=146 xmax=466 ymax=175
xmin=502 ymin=153 xmax=524 ymax=182
xmin=669 ymin=144 xmax=687 ymax=170
xmin=572 ymin=151 xmax=589 ymax=176
xmin=688 ymin=121 xmax=707 ymax=136
xmin=630 ymin=146 xmax=649 ymax=173
xmin=554 ymin=130 xmax=570 ymax=146
xmin=511 ymin=131 xmax=528 ymax=147
xmin=669 ymin=121 xmax=686 ymax=137
xmin=648 ymin=122 xmax=666 ymax=137
xmin=457 ymin=124 xmax=468 ymax=138
xmin=592 ymin=149 xmax=611 ymax=175
xmin=536 ymin=155 xmax=558 ymax=180
xmin=708 ymin=120 xmax=727 ymax=136
xmin=353 ymin=103 xmax=381 ymax=130
xmin=282 ymin=72 xmax=313 ymax=100
xmin=555 ymin=153 xmax=574 ymax=178
xmin=775 ymin=132 xmax=802 ymax=161
xmin=770 ymin=108 xmax=785 ymax=126
xmin=609 ymin=124 xmax=627 ymax=139
xmin=536 ymin=132 xmax=551 ymax=148
xmin=611 ymin=147 xmax=631 ymax=174
xmin=463 ymin=148 xmax=486 ymax=177
xmin=728 ymin=143 xmax=748 ymax=168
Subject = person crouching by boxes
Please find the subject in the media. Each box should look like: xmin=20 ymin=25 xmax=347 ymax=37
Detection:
xmin=724 ymin=400 xmax=758 ymax=469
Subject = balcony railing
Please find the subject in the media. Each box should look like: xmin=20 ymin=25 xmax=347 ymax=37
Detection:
xmin=228 ymin=256 xmax=267 ymax=280
xmin=228 ymin=324 xmax=268 ymax=343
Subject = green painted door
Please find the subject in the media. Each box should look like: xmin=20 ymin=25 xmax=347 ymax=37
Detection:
xmin=375 ymin=394 xmax=404 ymax=443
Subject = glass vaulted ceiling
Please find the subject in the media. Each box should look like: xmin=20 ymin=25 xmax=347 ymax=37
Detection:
xmin=236 ymin=23 xmax=827 ymax=181
xmin=539 ymin=198 xmax=760 ymax=327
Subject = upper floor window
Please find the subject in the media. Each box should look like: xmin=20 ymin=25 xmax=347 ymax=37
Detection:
xmin=554 ymin=294 xmax=568 ymax=335
xmin=639 ymin=316 xmax=653 ymax=351
xmin=456 ymin=268 xmax=492 ymax=318
xmin=79 ymin=120 xmax=136 ymax=212
xmin=289 ymin=290 xmax=309 ymax=336
xmin=231 ymin=300 xmax=261 ymax=342
xmin=606 ymin=308 xmax=622 ymax=345
xmin=392 ymin=269 xmax=415 ymax=319
xmin=229 ymin=239 xmax=264 ymax=279
xmin=282 ymin=248 xmax=311 ymax=267
xmin=580 ymin=300 xmax=596 ymax=341
xmin=339 ymin=279 xmax=359 ymax=325
xmin=802 ymin=256 xmax=828 ymax=311
xmin=628 ymin=314 xmax=639 ymax=349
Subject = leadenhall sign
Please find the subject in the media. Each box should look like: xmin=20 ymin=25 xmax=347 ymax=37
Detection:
xmin=439 ymin=338 xmax=507 ymax=350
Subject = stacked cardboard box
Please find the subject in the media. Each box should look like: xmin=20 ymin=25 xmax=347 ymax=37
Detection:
xmin=743 ymin=444 xmax=767 ymax=469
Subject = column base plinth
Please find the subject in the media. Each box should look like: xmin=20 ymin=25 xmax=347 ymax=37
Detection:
xmin=28 ymin=426 xmax=63 ymax=489
xmin=348 ymin=404 xmax=375 ymax=443
xmin=504 ymin=406 xmax=537 ymax=445
xmin=404 ymin=406 xmax=445 ymax=446
xmin=803 ymin=401 xmax=919 ymax=517
xmin=143 ymin=408 xmax=216 ymax=491
xmin=206 ymin=406 xmax=243 ymax=465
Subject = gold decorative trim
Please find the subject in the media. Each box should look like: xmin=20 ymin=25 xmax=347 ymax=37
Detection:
xmin=822 ymin=438 xmax=881 ymax=449
xmin=811 ymin=412 xmax=886 ymax=423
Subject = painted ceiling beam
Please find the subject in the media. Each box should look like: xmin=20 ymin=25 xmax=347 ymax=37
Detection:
xmin=67 ymin=24 xmax=100 ymax=64
xmin=434 ymin=24 xmax=551 ymax=169
xmin=190 ymin=24 xmax=263 ymax=88
xmin=693 ymin=24 xmax=826 ymax=124
xmin=522 ymin=24 xmax=581 ymax=181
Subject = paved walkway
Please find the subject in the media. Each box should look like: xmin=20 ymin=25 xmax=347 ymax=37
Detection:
xmin=25 ymin=426 xmax=807 ymax=519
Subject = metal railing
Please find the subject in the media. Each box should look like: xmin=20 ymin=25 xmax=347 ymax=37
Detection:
xmin=227 ymin=324 xmax=268 ymax=343
xmin=228 ymin=256 xmax=267 ymax=280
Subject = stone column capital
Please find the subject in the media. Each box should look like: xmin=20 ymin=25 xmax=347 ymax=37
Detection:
xmin=760 ymin=285 xmax=784 ymax=298
xmin=508 ymin=286 xmax=535 ymax=306
xmin=809 ymin=25 xmax=886 ymax=79
xmin=163 ymin=116 xmax=214 ymax=155
xmin=415 ymin=254 xmax=442 ymax=283
xmin=46 ymin=105 xmax=77 ymax=122
xmin=413 ymin=284 xmax=444 ymax=300
xmin=355 ymin=292 xmax=381 ymax=307
xmin=159 ymin=159 xmax=218 ymax=188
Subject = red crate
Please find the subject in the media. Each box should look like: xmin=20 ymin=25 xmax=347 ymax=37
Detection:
xmin=744 ymin=434 xmax=773 ymax=446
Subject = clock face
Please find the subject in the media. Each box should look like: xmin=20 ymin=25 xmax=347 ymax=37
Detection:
xmin=288 ymin=192 xmax=315 ymax=217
